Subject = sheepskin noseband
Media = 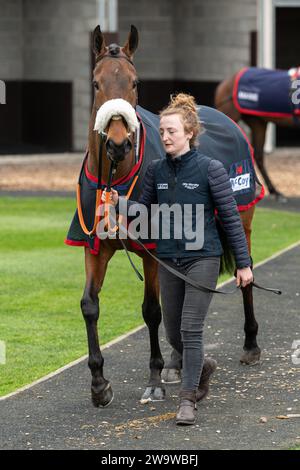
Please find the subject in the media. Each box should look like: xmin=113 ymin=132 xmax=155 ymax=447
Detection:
xmin=94 ymin=99 xmax=139 ymax=134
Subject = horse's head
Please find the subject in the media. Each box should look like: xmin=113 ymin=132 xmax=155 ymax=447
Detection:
xmin=92 ymin=25 xmax=139 ymax=163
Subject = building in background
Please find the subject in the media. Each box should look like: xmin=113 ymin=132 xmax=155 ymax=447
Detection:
xmin=0 ymin=0 xmax=299 ymax=154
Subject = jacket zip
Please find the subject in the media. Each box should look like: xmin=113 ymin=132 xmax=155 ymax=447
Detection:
xmin=171 ymin=162 xmax=181 ymax=258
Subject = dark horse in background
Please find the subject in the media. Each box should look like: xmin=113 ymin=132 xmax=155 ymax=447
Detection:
xmin=215 ymin=66 xmax=300 ymax=201
xmin=68 ymin=26 xmax=262 ymax=408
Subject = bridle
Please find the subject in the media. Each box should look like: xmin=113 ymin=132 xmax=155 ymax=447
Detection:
xmin=95 ymin=52 xmax=135 ymax=67
xmin=77 ymin=52 xmax=139 ymax=239
xmin=94 ymin=51 xmax=138 ymax=113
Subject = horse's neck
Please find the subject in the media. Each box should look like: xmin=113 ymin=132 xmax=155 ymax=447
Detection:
xmin=87 ymin=112 xmax=135 ymax=184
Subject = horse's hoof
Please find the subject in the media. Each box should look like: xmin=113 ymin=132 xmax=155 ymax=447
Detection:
xmin=161 ymin=368 xmax=181 ymax=384
xmin=141 ymin=385 xmax=166 ymax=403
xmin=240 ymin=349 xmax=261 ymax=365
xmin=91 ymin=382 xmax=114 ymax=408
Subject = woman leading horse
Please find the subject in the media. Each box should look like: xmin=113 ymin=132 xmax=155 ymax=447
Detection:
xmin=66 ymin=25 xmax=165 ymax=407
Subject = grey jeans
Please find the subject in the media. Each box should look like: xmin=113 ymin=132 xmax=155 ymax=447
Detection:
xmin=158 ymin=256 xmax=220 ymax=391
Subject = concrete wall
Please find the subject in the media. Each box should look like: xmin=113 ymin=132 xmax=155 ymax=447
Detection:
xmin=174 ymin=0 xmax=257 ymax=81
xmin=118 ymin=0 xmax=175 ymax=79
xmin=22 ymin=0 xmax=97 ymax=151
xmin=0 ymin=0 xmax=23 ymax=79
xmin=119 ymin=0 xmax=257 ymax=81
xmin=0 ymin=0 xmax=98 ymax=151
xmin=0 ymin=0 xmax=258 ymax=151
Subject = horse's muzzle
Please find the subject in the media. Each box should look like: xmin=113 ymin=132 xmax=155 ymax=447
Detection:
xmin=106 ymin=138 xmax=132 ymax=162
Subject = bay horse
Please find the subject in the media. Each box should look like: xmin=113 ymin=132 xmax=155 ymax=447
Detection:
xmin=214 ymin=67 xmax=299 ymax=202
xmin=77 ymin=25 xmax=165 ymax=407
xmin=72 ymin=25 xmax=262 ymax=408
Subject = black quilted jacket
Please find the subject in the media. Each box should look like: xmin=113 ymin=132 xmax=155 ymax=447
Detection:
xmin=125 ymin=148 xmax=251 ymax=268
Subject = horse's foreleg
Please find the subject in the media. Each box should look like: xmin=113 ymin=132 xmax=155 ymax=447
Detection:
xmin=141 ymin=255 xmax=165 ymax=401
xmin=81 ymin=246 xmax=114 ymax=407
xmin=240 ymin=207 xmax=261 ymax=365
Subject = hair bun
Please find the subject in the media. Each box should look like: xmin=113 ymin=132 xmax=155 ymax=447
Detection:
xmin=170 ymin=93 xmax=197 ymax=113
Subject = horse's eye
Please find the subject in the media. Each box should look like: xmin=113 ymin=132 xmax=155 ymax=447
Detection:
xmin=93 ymin=81 xmax=99 ymax=91
xmin=133 ymin=79 xmax=139 ymax=89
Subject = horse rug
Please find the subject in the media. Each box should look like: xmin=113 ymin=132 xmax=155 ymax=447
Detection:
xmin=233 ymin=66 xmax=300 ymax=118
xmin=65 ymin=105 xmax=264 ymax=255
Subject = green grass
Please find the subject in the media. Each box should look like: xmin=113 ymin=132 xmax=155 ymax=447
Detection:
xmin=0 ymin=197 xmax=300 ymax=396
xmin=0 ymin=197 xmax=145 ymax=396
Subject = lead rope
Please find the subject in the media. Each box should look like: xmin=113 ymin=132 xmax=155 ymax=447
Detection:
xmin=77 ymin=135 xmax=103 ymax=237
xmin=117 ymin=220 xmax=282 ymax=295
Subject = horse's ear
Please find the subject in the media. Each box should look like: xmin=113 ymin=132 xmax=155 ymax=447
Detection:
xmin=93 ymin=25 xmax=106 ymax=57
xmin=123 ymin=25 xmax=139 ymax=59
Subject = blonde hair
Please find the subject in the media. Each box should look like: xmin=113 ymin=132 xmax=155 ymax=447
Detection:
xmin=159 ymin=93 xmax=201 ymax=147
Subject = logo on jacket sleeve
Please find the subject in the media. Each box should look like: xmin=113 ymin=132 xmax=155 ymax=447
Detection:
xmin=157 ymin=183 xmax=168 ymax=190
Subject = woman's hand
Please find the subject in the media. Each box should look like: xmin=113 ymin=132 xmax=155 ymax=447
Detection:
xmin=236 ymin=266 xmax=253 ymax=288
xmin=101 ymin=188 xmax=119 ymax=206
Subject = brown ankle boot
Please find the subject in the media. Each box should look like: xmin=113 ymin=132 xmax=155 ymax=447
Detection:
xmin=196 ymin=358 xmax=217 ymax=402
xmin=176 ymin=390 xmax=197 ymax=426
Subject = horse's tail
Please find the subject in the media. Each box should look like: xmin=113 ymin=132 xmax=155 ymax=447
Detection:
xmin=216 ymin=217 xmax=235 ymax=275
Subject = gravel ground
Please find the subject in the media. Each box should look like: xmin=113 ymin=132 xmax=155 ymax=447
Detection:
xmin=0 ymin=153 xmax=82 ymax=192
xmin=0 ymin=148 xmax=299 ymax=196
